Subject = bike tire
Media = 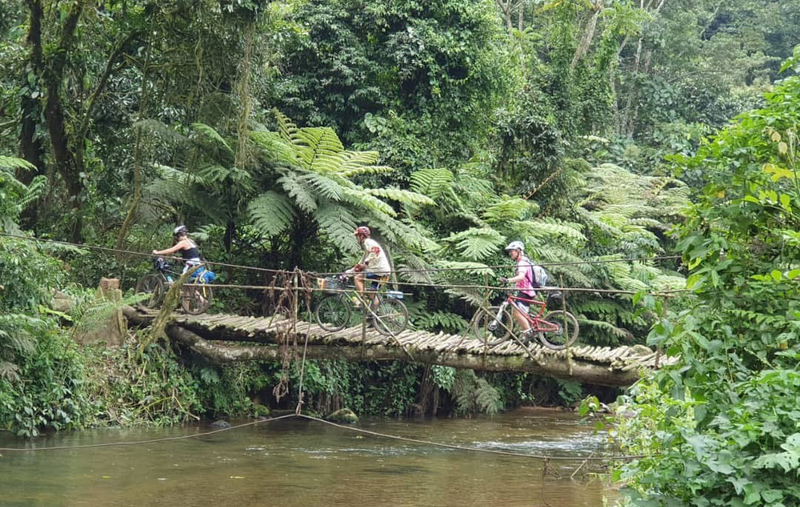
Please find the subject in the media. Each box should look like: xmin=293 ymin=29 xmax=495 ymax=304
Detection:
xmin=539 ymin=311 xmax=579 ymax=350
xmin=473 ymin=305 xmax=513 ymax=346
xmin=373 ymin=298 xmax=409 ymax=336
xmin=316 ymin=295 xmax=351 ymax=332
xmin=135 ymin=273 xmax=165 ymax=309
xmin=181 ymin=284 xmax=213 ymax=315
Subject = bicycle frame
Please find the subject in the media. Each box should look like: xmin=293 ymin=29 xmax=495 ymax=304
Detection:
xmin=495 ymin=293 xmax=560 ymax=333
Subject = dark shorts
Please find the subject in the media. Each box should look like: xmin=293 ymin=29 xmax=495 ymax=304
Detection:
xmin=365 ymin=272 xmax=387 ymax=290
xmin=514 ymin=291 xmax=535 ymax=313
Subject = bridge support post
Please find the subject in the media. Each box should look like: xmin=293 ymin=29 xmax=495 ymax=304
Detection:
xmin=561 ymin=276 xmax=573 ymax=377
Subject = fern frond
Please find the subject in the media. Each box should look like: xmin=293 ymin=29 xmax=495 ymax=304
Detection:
xmin=0 ymin=156 xmax=35 ymax=171
xmin=444 ymin=227 xmax=505 ymax=261
xmin=191 ymin=123 xmax=234 ymax=155
xmin=410 ymin=168 xmax=455 ymax=200
xmin=19 ymin=175 xmax=46 ymax=209
xmin=300 ymin=173 xmax=344 ymax=201
xmin=341 ymin=188 xmax=397 ymax=217
xmin=483 ymin=196 xmax=538 ymax=223
xmin=433 ymin=260 xmax=495 ymax=277
xmin=364 ymin=187 xmax=436 ymax=206
xmin=315 ymin=203 xmax=360 ymax=254
xmin=518 ymin=218 xmax=587 ymax=244
xmin=133 ymin=119 xmax=188 ymax=145
xmin=279 ymin=172 xmax=317 ymax=213
xmin=248 ymin=191 xmax=296 ymax=236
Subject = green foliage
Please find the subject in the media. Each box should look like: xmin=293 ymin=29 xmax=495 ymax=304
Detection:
xmin=451 ymin=369 xmax=501 ymax=416
xmin=0 ymin=324 xmax=92 ymax=437
xmin=273 ymin=0 xmax=513 ymax=173
xmin=614 ymin=70 xmax=800 ymax=507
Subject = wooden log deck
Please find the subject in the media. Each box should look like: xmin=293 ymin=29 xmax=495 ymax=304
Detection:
xmin=124 ymin=308 xmax=675 ymax=387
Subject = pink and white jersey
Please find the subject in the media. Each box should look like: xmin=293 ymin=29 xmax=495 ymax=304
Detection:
xmin=516 ymin=257 xmax=536 ymax=297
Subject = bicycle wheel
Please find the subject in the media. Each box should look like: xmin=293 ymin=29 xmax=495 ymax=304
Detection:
xmin=181 ymin=283 xmax=213 ymax=315
xmin=473 ymin=305 xmax=513 ymax=346
xmin=135 ymin=273 xmax=165 ymax=309
xmin=539 ymin=311 xmax=579 ymax=350
xmin=373 ymin=298 xmax=408 ymax=336
xmin=316 ymin=295 xmax=351 ymax=332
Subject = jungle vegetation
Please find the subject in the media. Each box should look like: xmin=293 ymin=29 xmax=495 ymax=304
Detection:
xmin=0 ymin=0 xmax=799 ymax=504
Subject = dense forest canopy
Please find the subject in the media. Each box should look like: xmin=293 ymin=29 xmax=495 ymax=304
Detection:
xmin=0 ymin=0 xmax=799 ymax=504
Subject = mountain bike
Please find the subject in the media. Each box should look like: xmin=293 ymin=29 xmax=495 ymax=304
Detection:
xmin=135 ymin=258 xmax=214 ymax=315
xmin=472 ymin=291 xmax=578 ymax=350
xmin=314 ymin=275 xmax=408 ymax=336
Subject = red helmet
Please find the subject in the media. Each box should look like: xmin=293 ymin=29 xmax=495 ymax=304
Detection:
xmin=354 ymin=226 xmax=371 ymax=238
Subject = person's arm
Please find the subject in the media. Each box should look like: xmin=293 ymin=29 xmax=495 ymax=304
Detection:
xmin=152 ymin=239 xmax=188 ymax=256
xmin=501 ymin=264 xmax=525 ymax=284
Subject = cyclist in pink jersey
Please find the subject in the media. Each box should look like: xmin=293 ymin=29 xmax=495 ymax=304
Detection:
xmin=499 ymin=241 xmax=536 ymax=338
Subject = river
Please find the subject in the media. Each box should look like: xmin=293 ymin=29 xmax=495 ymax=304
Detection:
xmin=0 ymin=408 xmax=616 ymax=506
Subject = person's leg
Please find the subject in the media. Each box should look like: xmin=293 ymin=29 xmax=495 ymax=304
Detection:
xmin=368 ymin=274 xmax=382 ymax=310
xmin=512 ymin=300 xmax=531 ymax=335
xmin=354 ymin=273 xmax=365 ymax=301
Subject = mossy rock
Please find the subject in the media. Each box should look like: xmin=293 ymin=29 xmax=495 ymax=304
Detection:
xmin=326 ymin=408 xmax=359 ymax=424
xmin=252 ymin=404 xmax=270 ymax=417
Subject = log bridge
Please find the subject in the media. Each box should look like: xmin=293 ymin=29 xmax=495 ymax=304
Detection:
xmin=123 ymin=307 xmax=673 ymax=387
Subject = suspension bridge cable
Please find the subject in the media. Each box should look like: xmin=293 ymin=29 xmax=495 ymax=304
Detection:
xmin=0 ymin=232 xmax=690 ymax=296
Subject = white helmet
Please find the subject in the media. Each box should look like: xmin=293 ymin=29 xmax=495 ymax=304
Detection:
xmin=173 ymin=225 xmax=188 ymax=236
xmin=505 ymin=240 xmax=524 ymax=252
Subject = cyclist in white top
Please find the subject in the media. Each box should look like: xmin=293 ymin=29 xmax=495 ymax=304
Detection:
xmin=348 ymin=226 xmax=391 ymax=306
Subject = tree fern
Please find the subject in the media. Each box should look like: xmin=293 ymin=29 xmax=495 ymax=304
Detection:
xmin=249 ymin=191 xmax=296 ymax=236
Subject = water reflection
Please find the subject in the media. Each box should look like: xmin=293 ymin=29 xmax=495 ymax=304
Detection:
xmin=0 ymin=408 xmax=613 ymax=507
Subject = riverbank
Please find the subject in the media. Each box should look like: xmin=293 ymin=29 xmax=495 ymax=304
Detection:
xmin=0 ymin=324 xmax=610 ymax=437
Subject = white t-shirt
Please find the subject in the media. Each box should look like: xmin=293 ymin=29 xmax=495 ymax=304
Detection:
xmin=362 ymin=238 xmax=391 ymax=274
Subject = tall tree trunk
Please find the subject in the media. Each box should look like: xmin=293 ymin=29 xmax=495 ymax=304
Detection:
xmin=516 ymin=0 xmax=523 ymax=31
xmin=234 ymin=23 xmax=255 ymax=169
xmin=620 ymin=35 xmax=643 ymax=138
xmin=496 ymin=0 xmax=512 ymax=30
xmin=39 ymin=0 xmax=85 ymax=241
xmin=570 ymin=1 xmax=604 ymax=71
xmin=18 ymin=0 xmax=45 ymax=229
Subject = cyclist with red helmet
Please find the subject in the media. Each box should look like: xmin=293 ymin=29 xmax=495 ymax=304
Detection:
xmin=348 ymin=226 xmax=391 ymax=306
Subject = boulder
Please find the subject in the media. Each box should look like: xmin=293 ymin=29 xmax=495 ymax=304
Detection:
xmin=326 ymin=408 xmax=359 ymax=424
xmin=211 ymin=419 xmax=232 ymax=429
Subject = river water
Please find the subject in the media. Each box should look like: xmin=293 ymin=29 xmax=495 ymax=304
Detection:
xmin=0 ymin=408 xmax=615 ymax=506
